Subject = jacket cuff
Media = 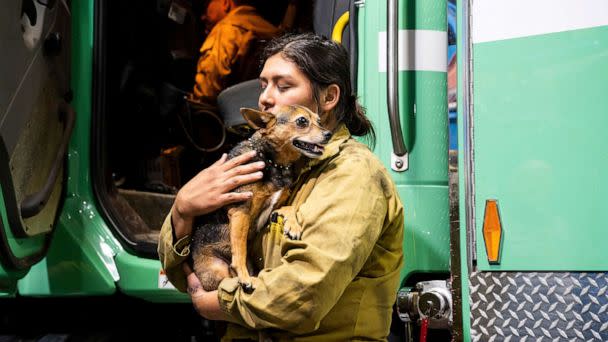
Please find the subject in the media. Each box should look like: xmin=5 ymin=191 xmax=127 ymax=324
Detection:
xmin=158 ymin=213 xmax=190 ymax=292
xmin=218 ymin=277 xmax=267 ymax=328
xmin=217 ymin=277 xmax=247 ymax=325
xmin=172 ymin=234 xmax=191 ymax=257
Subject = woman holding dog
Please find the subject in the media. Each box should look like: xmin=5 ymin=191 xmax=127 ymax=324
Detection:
xmin=158 ymin=33 xmax=404 ymax=341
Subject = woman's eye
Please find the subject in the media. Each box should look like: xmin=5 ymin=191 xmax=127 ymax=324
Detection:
xmin=260 ymin=82 xmax=267 ymax=90
xmin=296 ymin=117 xmax=309 ymax=128
xmin=277 ymin=84 xmax=290 ymax=92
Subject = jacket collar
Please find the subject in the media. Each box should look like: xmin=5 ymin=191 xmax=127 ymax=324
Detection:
xmin=302 ymin=124 xmax=351 ymax=172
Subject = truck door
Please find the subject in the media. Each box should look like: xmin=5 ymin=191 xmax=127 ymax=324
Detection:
xmin=360 ymin=0 xmax=450 ymax=285
xmin=0 ymin=0 xmax=73 ymax=293
xmin=458 ymin=1 xmax=608 ymax=340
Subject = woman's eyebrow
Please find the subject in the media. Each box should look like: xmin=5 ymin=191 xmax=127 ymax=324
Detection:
xmin=258 ymin=74 xmax=295 ymax=83
xmin=272 ymin=74 xmax=294 ymax=82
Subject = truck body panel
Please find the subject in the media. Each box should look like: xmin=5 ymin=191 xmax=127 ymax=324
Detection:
xmin=458 ymin=0 xmax=608 ymax=340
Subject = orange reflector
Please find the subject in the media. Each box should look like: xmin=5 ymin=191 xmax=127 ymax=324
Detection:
xmin=482 ymin=200 xmax=503 ymax=264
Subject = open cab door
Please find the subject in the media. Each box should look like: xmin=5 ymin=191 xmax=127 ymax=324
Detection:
xmin=0 ymin=0 xmax=73 ymax=294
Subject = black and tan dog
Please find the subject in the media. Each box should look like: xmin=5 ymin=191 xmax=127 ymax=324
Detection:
xmin=191 ymin=105 xmax=332 ymax=291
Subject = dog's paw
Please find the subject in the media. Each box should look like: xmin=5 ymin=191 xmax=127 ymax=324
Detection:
xmin=238 ymin=280 xmax=255 ymax=293
xmin=283 ymin=222 xmax=303 ymax=240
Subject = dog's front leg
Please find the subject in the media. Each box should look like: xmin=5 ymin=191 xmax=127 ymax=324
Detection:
xmin=228 ymin=209 xmax=254 ymax=292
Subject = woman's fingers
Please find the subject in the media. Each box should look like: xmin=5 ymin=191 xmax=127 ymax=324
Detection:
xmin=211 ymin=153 xmax=228 ymax=167
xmin=221 ymin=150 xmax=257 ymax=170
xmin=218 ymin=191 xmax=254 ymax=206
xmin=184 ymin=265 xmax=205 ymax=298
xmin=176 ymin=151 xmax=263 ymax=216
xmin=223 ymin=172 xmax=264 ymax=191
xmin=228 ymin=161 xmax=265 ymax=177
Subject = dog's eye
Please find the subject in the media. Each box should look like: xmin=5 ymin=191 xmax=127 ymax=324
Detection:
xmin=296 ymin=117 xmax=309 ymax=128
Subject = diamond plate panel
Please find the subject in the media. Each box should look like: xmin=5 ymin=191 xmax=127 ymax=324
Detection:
xmin=469 ymin=272 xmax=608 ymax=341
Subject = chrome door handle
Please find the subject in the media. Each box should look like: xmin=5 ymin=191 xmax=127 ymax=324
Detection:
xmin=387 ymin=0 xmax=409 ymax=172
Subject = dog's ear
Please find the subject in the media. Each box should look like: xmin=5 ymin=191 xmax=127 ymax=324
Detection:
xmin=240 ymin=108 xmax=275 ymax=129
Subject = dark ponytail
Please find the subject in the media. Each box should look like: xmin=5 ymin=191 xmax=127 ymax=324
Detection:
xmin=260 ymin=33 xmax=376 ymax=146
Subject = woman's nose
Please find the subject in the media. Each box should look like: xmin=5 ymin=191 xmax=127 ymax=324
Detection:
xmin=259 ymin=88 xmax=274 ymax=111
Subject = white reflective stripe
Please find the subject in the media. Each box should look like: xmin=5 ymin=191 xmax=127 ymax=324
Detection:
xmin=473 ymin=0 xmax=608 ymax=43
xmin=378 ymin=30 xmax=448 ymax=72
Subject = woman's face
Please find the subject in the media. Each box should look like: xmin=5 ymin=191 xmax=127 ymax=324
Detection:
xmin=258 ymin=54 xmax=318 ymax=115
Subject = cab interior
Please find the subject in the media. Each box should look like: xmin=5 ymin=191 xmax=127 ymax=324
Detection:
xmin=92 ymin=0 xmax=355 ymax=256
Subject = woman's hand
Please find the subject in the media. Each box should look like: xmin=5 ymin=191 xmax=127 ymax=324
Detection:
xmin=183 ymin=263 xmax=227 ymax=321
xmin=172 ymin=151 xmax=264 ymax=239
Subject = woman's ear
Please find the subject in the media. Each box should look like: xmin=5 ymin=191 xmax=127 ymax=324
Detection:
xmin=320 ymin=84 xmax=340 ymax=113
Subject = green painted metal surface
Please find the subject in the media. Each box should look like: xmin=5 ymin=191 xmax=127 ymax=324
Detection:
xmin=456 ymin=0 xmax=472 ymax=339
xmin=458 ymin=4 xmax=608 ymax=339
xmin=0 ymin=187 xmax=47 ymax=259
xmin=399 ymin=186 xmax=450 ymax=276
xmin=17 ymin=0 xmax=122 ymax=296
xmin=18 ymin=0 xmax=191 ymax=300
xmin=0 ymin=182 xmax=31 ymax=294
xmin=359 ymin=0 xmax=449 ymax=285
xmin=115 ymin=251 xmax=189 ymax=303
xmin=17 ymin=0 xmax=193 ymax=298
xmin=25 ymin=0 xmax=188 ymax=300
xmin=18 ymin=197 xmax=120 ymax=295
xmin=0 ymin=159 xmax=49 ymax=292
xmin=473 ymin=26 xmax=608 ymax=271
xmin=0 ymin=0 xmax=70 ymax=291
xmin=68 ymin=0 xmax=95 ymax=199
xmin=400 ymin=0 xmax=447 ymax=30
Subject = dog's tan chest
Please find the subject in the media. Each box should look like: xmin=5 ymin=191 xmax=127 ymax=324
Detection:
xmin=256 ymin=189 xmax=284 ymax=231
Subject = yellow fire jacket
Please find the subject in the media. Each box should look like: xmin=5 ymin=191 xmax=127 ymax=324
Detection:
xmin=193 ymin=6 xmax=279 ymax=101
xmin=158 ymin=125 xmax=404 ymax=341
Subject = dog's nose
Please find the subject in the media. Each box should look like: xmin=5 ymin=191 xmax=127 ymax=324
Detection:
xmin=323 ymin=131 xmax=333 ymax=143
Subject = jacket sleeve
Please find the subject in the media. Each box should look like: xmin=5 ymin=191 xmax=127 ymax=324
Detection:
xmin=157 ymin=212 xmax=190 ymax=293
xmin=193 ymin=24 xmax=244 ymax=100
xmin=217 ymin=155 xmax=388 ymax=333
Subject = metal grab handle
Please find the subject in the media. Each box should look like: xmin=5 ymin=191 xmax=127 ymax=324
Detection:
xmin=387 ymin=0 xmax=409 ymax=171
xmin=20 ymin=101 xmax=75 ymax=218
xmin=349 ymin=0 xmax=359 ymax=92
